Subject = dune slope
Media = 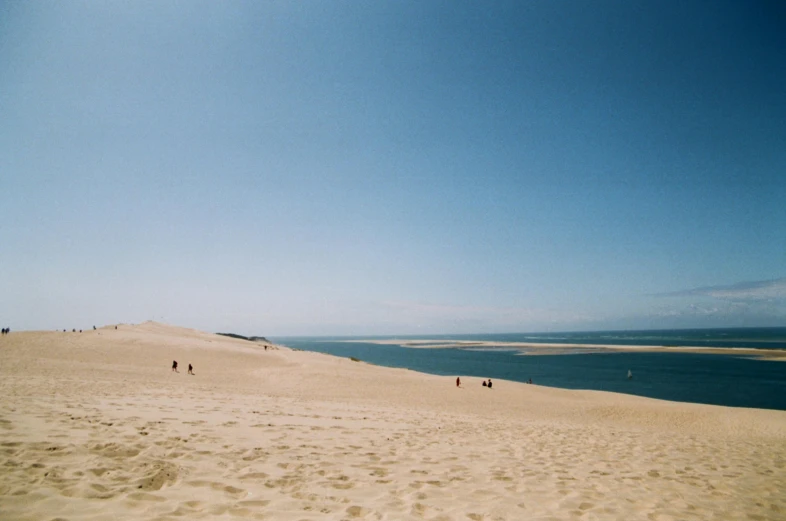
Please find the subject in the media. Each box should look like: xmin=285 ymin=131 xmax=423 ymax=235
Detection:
xmin=1 ymin=322 xmax=784 ymax=520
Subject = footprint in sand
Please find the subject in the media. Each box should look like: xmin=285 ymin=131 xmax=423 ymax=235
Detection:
xmin=346 ymin=505 xmax=371 ymax=517
xmin=239 ymin=499 xmax=270 ymax=508
xmin=239 ymin=472 xmax=269 ymax=480
xmin=136 ymin=463 xmax=178 ymax=491
xmin=128 ymin=491 xmax=167 ymax=502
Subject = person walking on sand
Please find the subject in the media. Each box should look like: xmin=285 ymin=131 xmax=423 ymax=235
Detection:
xmin=188 ymin=363 xmax=194 ymax=375
xmin=456 ymin=377 xmax=461 ymax=388
xmin=172 ymin=360 xmax=178 ymax=373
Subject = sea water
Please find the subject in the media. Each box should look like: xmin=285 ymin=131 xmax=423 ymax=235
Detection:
xmin=275 ymin=328 xmax=786 ymax=411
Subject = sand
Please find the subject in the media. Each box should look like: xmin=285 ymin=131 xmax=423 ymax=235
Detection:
xmin=1 ymin=322 xmax=785 ymax=521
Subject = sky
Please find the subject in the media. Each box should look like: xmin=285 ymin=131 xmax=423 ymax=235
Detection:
xmin=1 ymin=1 xmax=785 ymax=336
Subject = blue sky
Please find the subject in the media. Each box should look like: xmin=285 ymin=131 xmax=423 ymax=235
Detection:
xmin=1 ymin=1 xmax=784 ymax=335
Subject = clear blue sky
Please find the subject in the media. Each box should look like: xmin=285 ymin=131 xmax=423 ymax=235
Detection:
xmin=1 ymin=1 xmax=784 ymax=335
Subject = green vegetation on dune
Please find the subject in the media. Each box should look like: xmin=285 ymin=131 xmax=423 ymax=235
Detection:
xmin=216 ymin=333 xmax=270 ymax=343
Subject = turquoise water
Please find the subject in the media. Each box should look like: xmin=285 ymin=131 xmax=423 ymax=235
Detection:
xmin=275 ymin=328 xmax=786 ymax=411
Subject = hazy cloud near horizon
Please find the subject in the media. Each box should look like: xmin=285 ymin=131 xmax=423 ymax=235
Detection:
xmin=655 ymin=278 xmax=786 ymax=301
xmin=1 ymin=2 xmax=784 ymax=335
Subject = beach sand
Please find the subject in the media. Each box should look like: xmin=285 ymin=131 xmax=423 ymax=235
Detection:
xmin=1 ymin=322 xmax=785 ymax=520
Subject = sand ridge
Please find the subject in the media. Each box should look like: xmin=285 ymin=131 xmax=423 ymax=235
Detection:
xmin=1 ymin=323 xmax=785 ymax=520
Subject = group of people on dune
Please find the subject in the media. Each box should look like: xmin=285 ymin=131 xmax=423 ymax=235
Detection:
xmin=455 ymin=377 xmax=493 ymax=388
xmin=172 ymin=360 xmax=194 ymax=375
xmin=456 ymin=376 xmax=533 ymax=387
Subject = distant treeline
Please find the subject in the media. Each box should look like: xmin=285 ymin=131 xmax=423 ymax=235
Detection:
xmin=216 ymin=333 xmax=270 ymax=343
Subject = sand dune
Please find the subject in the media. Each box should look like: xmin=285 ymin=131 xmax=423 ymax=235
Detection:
xmin=1 ymin=322 xmax=785 ymax=520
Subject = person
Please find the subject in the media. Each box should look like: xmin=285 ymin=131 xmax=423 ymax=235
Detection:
xmin=528 ymin=378 xmax=532 ymax=384
xmin=482 ymin=380 xmax=487 ymax=387
xmin=172 ymin=360 xmax=178 ymax=373
xmin=487 ymin=379 xmax=493 ymax=389
xmin=188 ymin=363 xmax=194 ymax=375
xmin=456 ymin=377 xmax=461 ymax=388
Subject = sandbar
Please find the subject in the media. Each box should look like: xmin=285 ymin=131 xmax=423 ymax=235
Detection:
xmin=349 ymin=338 xmax=786 ymax=359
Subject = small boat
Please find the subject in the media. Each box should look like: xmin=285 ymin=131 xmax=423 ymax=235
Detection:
xmin=627 ymin=370 xmax=633 ymax=380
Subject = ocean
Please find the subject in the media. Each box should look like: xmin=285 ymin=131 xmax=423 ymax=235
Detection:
xmin=275 ymin=328 xmax=786 ymax=412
